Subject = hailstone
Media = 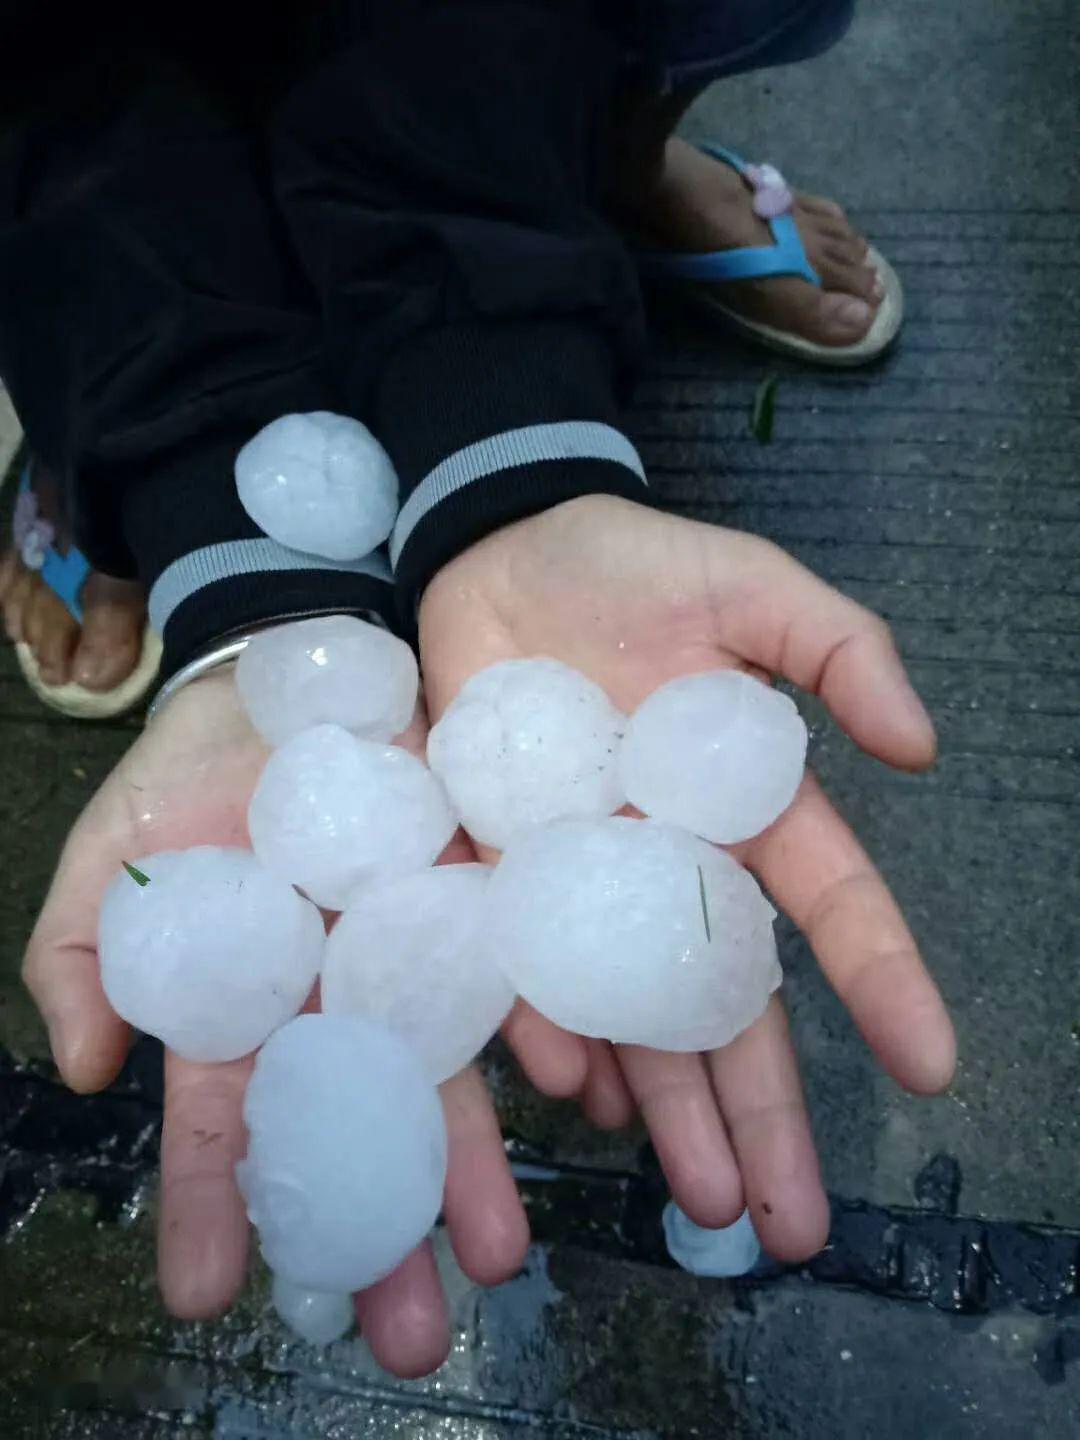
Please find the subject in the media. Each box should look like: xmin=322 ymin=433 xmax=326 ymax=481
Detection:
xmin=236 ymin=616 xmax=418 ymax=747
xmin=662 ymin=1203 xmax=761 ymax=1278
xmin=235 ymin=411 xmax=398 ymax=560
xmin=321 ymin=864 xmax=513 ymax=1082
xmin=620 ymin=670 xmax=807 ymax=844
xmin=271 ymin=1275 xmax=354 ymax=1346
xmin=97 ymin=848 xmax=323 ymax=1063
xmin=427 ymin=657 xmax=625 ymax=850
xmin=483 ymin=817 xmax=779 ymax=1049
xmin=247 ymin=724 xmax=458 ymax=910
xmin=236 ymin=1013 xmax=447 ymax=1293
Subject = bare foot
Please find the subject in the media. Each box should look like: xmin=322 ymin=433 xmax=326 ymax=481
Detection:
xmin=623 ymin=137 xmax=884 ymax=348
xmin=0 ymin=549 xmax=146 ymax=691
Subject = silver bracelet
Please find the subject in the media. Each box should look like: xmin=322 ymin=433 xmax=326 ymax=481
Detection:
xmin=146 ymin=609 xmax=391 ymax=724
xmin=145 ymin=634 xmax=255 ymax=723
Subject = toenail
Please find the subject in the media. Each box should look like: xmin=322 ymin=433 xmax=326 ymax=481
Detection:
xmin=872 ymin=274 xmax=885 ymax=300
xmin=833 ymin=297 xmax=872 ymax=329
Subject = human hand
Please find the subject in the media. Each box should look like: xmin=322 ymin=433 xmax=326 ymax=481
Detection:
xmin=419 ymin=494 xmax=956 ymax=1260
xmin=22 ymin=662 xmax=527 ymax=1374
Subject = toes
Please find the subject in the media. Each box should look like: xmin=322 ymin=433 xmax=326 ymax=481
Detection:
xmin=2 ymin=564 xmax=34 ymax=641
xmin=798 ymin=192 xmax=848 ymax=224
xmin=72 ymin=574 xmax=145 ymax=691
xmin=819 ymin=247 xmax=882 ymax=305
xmin=812 ymin=291 xmax=876 ymax=344
xmin=24 ymin=584 xmax=78 ymax=686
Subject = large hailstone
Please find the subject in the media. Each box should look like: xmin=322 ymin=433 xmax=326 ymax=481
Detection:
xmin=236 ymin=1013 xmax=447 ymax=1293
xmin=427 ymin=657 xmax=625 ymax=850
xmin=236 ymin=616 xmax=418 ymax=747
xmin=483 ymin=817 xmax=780 ymax=1050
xmin=662 ymin=1203 xmax=761 ymax=1278
xmin=271 ymin=1275 xmax=353 ymax=1346
xmin=620 ymin=670 xmax=808 ymax=844
xmin=321 ymin=864 xmax=513 ymax=1082
xmin=235 ymin=412 xmax=398 ymax=561
xmin=97 ymin=848 xmax=323 ymax=1063
xmin=247 ymin=724 xmax=458 ymax=910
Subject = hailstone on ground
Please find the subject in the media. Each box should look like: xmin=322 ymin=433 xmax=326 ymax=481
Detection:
xmin=271 ymin=1275 xmax=354 ymax=1346
xmin=247 ymin=724 xmax=458 ymax=910
xmin=236 ymin=1014 xmax=447 ymax=1293
xmin=97 ymin=848 xmax=324 ymax=1063
xmin=321 ymin=864 xmax=513 ymax=1082
xmin=427 ymin=657 xmax=626 ymax=850
xmin=236 ymin=616 xmax=418 ymax=747
xmin=235 ymin=411 xmax=398 ymax=560
xmin=620 ymin=670 xmax=807 ymax=844
xmin=483 ymin=817 xmax=780 ymax=1049
xmin=662 ymin=1202 xmax=761 ymax=1278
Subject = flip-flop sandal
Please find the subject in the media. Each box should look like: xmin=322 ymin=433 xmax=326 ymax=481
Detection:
xmin=638 ymin=142 xmax=903 ymax=367
xmin=11 ymin=467 xmax=161 ymax=719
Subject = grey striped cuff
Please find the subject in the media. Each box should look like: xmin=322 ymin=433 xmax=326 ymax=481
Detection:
xmin=389 ymin=420 xmax=646 ymax=570
xmin=148 ymin=538 xmax=392 ymax=636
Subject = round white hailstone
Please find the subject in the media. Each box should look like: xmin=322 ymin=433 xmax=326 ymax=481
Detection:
xmin=236 ymin=616 xmax=418 ymax=747
xmin=426 ymin=657 xmax=626 ymax=850
xmin=620 ymin=670 xmax=808 ymax=845
xmin=97 ymin=848 xmax=323 ymax=1063
xmin=235 ymin=411 xmax=398 ymax=561
xmin=247 ymin=724 xmax=458 ymax=911
xmin=271 ymin=1275 xmax=353 ymax=1346
xmin=236 ymin=1013 xmax=447 ymax=1293
xmin=321 ymin=864 xmax=513 ymax=1083
xmin=662 ymin=1203 xmax=761 ymax=1278
xmin=483 ymin=817 xmax=780 ymax=1049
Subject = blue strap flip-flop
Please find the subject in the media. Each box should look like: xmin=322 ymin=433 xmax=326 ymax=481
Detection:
xmin=11 ymin=464 xmax=161 ymax=718
xmin=638 ymin=142 xmax=903 ymax=367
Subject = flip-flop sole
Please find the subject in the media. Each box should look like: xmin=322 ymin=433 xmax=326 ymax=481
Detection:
xmin=16 ymin=625 xmax=162 ymax=720
xmin=682 ymin=246 xmax=903 ymax=368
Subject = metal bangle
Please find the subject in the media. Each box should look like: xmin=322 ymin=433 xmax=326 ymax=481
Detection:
xmin=145 ymin=634 xmax=256 ymax=724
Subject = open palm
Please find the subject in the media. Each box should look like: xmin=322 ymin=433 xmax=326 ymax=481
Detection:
xmin=22 ymin=666 xmax=527 ymax=1375
xmin=420 ymin=494 xmax=956 ymax=1259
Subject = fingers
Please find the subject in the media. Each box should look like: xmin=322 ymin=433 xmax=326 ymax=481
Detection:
xmin=708 ymin=999 xmax=829 ymax=1262
xmin=616 ymin=1046 xmax=743 ymax=1227
xmin=22 ymin=833 xmax=132 ymax=1091
xmin=440 ymin=1066 xmax=529 ymax=1285
xmin=744 ymin=774 xmax=956 ymax=1095
xmin=502 ymin=999 xmax=589 ymax=1098
xmin=158 ymin=1052 xmax=252 ymax=1320
xmin=355 ymin=1239 xmax=450 ymax=1378
xmin=580 ymin=1039 xmax=636 ymax=1130
xmin=709 ymin=538 xmax=936 ymax=771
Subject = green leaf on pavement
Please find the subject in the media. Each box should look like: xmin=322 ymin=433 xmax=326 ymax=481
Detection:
xmin=750 ymin=375 xmax=779 ymax=443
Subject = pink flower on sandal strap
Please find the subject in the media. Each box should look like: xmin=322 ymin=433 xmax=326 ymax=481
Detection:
xmin=13 ymin=487 xmax=54 ymax=571
xmin=745 ymin=162 xmax=794 ymax=221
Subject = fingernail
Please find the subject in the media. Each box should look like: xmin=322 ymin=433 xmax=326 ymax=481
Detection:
xmin=834 ymin=297 xmax=872 ymax=329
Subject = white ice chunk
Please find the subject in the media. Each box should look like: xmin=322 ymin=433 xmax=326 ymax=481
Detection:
xmin=620 ymin=670 xmax=807 ymax=844
xmin=236 ymin=1013 xmax=446 ymax=1293
xmin=248 ymin=724 xmax=458 ymax=910
xmin=235 ymin=411 xmax=398 ymax=560
xmin=662 ymin=1203 xmax=761 ymax=1278
xmin=322 ymin=864 xmax=513 ymax=1082
xmin=483 ymin=817 xmax=779 ymax=1048
xmin=97 ymin=848 xmax=323 ymax=1063
xmin=427 ymin=657 xmax=625 ymax=850
xmin=236 ymin=616 xmax=418 ymax=747
xmin=272 ymin=1275 xmax=353 ymax=1346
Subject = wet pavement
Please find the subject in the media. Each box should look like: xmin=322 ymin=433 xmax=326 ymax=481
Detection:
xmin=2 ymin=0 xmax=1079 ymax=1435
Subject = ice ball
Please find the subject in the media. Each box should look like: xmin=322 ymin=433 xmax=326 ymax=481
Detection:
xmin=236 ymin=1013 xmax=447 ymax=1293
xmin=620 ymin=670 xmax=807 ymax=844
xmin=322 ymin=864 xmax=513 ymax=1082
xmin=97 ymin=848 xmax=323 ymax=1063
xmin=235 ymin=411 xmax=398 ymax=561
xmin=271 ymin=1275 xmax=354 ymax=1346
xmin=483 ymin=817 xmax=779 ymax=1049
xmin=247 ymin=724 xmax=458 ymax=910
xmin=236 ymin=616 xmax=418 ymax=747
xmin=662 ymin=1203 xmax=761 ymax=1278
xmin=427 ymin=657 xmax=625 ymax=850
